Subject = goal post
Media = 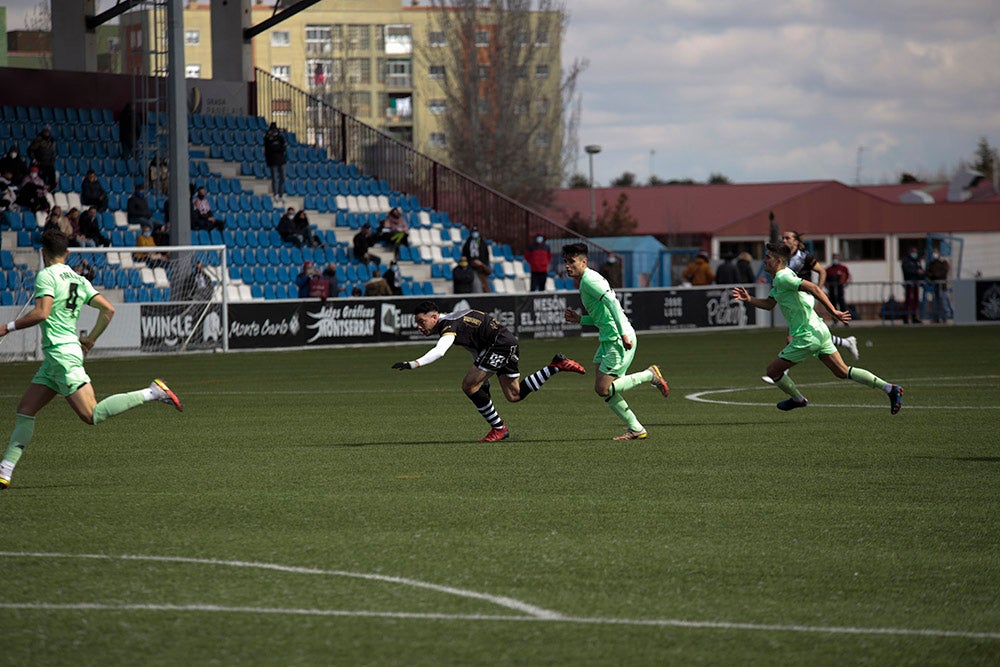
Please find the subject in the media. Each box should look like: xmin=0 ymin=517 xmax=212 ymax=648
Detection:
xmin=0 ymin=244 xmax=229 ymax=362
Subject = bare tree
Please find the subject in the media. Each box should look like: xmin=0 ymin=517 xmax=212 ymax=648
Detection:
xmin=424 ymin=0 xmax=586 ymax=210
xmin=24 ymin=0 xmax=53 ymax=69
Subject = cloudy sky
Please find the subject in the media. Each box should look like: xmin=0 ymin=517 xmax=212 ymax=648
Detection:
xmin=5 ymin=1 xmax=999 ymax=186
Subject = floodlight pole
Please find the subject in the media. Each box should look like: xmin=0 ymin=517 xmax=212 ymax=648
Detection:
xmin=585 ymin=144 xmax=602 ymax=227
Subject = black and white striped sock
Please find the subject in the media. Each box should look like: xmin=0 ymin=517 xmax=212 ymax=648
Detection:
xmin=476 ymin=400 xmax=504 ymax=429
xmin=518 ymin=366 xmax=557 ymax=399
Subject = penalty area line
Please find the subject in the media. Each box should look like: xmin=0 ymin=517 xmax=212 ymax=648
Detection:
xmin=1 ymin=602 xmax=997 ymax=641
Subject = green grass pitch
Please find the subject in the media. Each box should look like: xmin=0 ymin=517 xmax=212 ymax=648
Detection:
xmin=1 ymin=325 xmax=998 ymax=665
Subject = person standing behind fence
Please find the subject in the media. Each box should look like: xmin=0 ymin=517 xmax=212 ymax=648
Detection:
xmin=926 ymin=250 xmax=950 ymax=323
xmin=524 ymin=233 xmax=552 ymax=291
xmin=901 ymin=247 xmax=924 ymax=324
xmin=736 ymin=252 xmax=756 ymax=284
xmin=683 ymin=253 xmax=715 ymax=285
xmin=824 ymin=253 xmax=851 ymax=312
xmin=263 ymin=122 xmax=287 ymax=203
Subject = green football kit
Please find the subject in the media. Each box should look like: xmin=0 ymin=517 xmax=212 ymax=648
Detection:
xmin=31 ymin=262 xmax=99 ymax=395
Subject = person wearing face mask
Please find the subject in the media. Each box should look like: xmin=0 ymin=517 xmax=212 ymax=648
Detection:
xmin=824 ymin=253 xmax=851 ymax=313
xmin=0 ymin=145 xmax=28 ymax=186
xmin=460 ymin=226 xmax=492 ymax=292
xmin=135 ymin=223 xmax=167 ymax=268
xmin=524 ymin=233 xmax=552 ymax=291
xmin=926 ymin=250 xmax=951 ymax=323
xmin=191 ymin=186 xmax=224 ymax=232
xmin=901 ymin=247 xmax=924 ymax=324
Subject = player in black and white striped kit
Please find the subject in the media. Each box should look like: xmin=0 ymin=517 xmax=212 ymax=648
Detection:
xmin=392 ymin=301 xmax=586 ymax=442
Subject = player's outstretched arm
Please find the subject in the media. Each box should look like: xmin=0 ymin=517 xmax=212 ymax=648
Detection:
xmin=731 ymin=286 xmax=776 ymax=311
xmin=392 ymin=333 xmax=457 ymax=370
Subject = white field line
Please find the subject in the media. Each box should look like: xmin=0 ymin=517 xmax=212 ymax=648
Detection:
xmin=686 ymin=374 xmax=1000 ymax=409
xmin=1 ymin=552 xmax=997 ymax=641
xmin=0 ymin=551 xmax=563 ymax=620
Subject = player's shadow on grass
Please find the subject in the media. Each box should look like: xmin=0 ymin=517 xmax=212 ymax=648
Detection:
xmin=915 ymin=455 xmax=1000 ymax=463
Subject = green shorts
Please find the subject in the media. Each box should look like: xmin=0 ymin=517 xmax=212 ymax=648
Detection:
xmin=594 ymin=337 xmax=637 ymax=377
xmin=779 ymin=329 xmax=836 ymax=364
xmin=32 ymin=344 xmax=91 ymax=396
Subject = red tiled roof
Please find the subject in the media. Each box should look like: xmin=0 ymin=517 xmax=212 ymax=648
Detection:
xmin=546 ymin=181 xmax=1000 ymax=238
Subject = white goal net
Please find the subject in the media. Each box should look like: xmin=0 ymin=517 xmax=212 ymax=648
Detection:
xmin=0 ymin=245 xmax=229 ymax=362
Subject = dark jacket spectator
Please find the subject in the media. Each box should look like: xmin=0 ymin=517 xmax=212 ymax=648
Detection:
xmin=353 ymin=223 xmax=380 ymax=265
xmin=0 ymin=145 xmax=28 ymax=186
xmin=27 ymin=126 xmax=56 ymax=189
xmin=452 ymin=257 xmax=476 ymax=294
xmin=715 ymin=255 xmax=740 ymax=284
xmin=78 ymin=207 xmax=109 ymax=247
xmin=295 ymin=261 xmax=318 ymax=298
xmin=460 ymin=227 xmax=491 ymax=292
xmin=127 ymin=185 xmax=154 ymax=227
xmin=263 ymin=123 xmax=287 ymax=167
xmin=276 ymin=207 xmax=298 ymax=243
xmin=0 ymin=171 xmax=16 ymax=211
xmin=322 ymin=263 xmax=340 ymax=298
xmin=80 ymin=170 xmax=109 ymax=211
xmin=17 ymin=166 xmax=49 ymax=213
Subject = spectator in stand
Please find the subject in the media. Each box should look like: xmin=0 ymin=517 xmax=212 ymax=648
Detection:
xmin=74 ymin=257 xmax=97 ymax=282
xmin=27 ymin=125 xmax=57 ymax=190
xmin=293 ymin=209 xmax=322 ymax=248
xmin=364 ymin=270 xmax=393 ymax=296
xmin=322 ymin=263 xmax=340 ymax=298
xmin=736 ymin=251 xmax=756 ymax=284
xmin=524 ymin=233 xmax=552 ymax=291
xmin=379 ymin=207 xmax=409 ymax=257
xmin=263 ymin=122 xmax=287 ymax=203
xmin=460 ymin=226 xmax=492 ymax=292
xmin=0 ymin=145 xmax=28 ymax=187
xmin=383 ymin=260 xmax=402 ymax=295
xmin=926 ymin=249 xmax=951 ymax=323
xmin=0 ymin=169 xmax=17 ymax=212
xmin=683 ymin=253 xmax=715 ymax=285
xmin=824 ymin=253 xmax=851 ymax=313
xmin=135 ymin=223 xmax=167 ymax=268
xmin=353 ymin=223 xmax=380 ymax=266
xmin=17 ymin=164 xmax=50 ymax=213
xmin=191 ymin=185 xmax=224 ymax=232
xmin=80 ymin=170 xmax=109 ymax=212
xmin=78 ymin=206 xmax=108 ymax=247
xmin=295 ymin=260 xmax=319 ymax=299
xmin=715 ymin=253 xmax=740 ymax=285
xmin=452 ymin=256 xmax=476 ymax=294
xmin=276 ymin=207 xmax=299 ymax=244
xmin=126 ymin=182 xmax=155 ymax=228
xmin=901 ymin=246 xmax=924 ymax=324
xmin=64 ymin=207 xmax=87 ymax=247
xmin=43 ymin=206 xmax=73 ymax=240
xmin=600 ymin=253 xmax=623 ymax=289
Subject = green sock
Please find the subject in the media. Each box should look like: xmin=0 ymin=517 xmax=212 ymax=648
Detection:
xmin=848 ymin=367 xmax=891 ymax=393
xmin=3 ymin=414 xmax=35 ymax=466
xmin=774 ymin=374 xmax=804 ymax=400
xmin=605 ymin=393 xmax=643 ymax=432
xmin=611 ymin=369 xmax=653 ymax=394
xmin=93 ymin=390 xmax=147 ymax=425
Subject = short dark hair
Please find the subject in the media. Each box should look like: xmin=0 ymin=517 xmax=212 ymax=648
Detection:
xmin=413 ymin=300 xmax=438 ymax=316
xmin=562 ymin=242 xmax=589 ymax=259
xmin=41 ymin=229 xmax=69 ymax=258
xmin=765 ymin=242 xmax=791 ymax=260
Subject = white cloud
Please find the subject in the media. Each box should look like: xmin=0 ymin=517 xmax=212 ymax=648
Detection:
xmin=564 ymin=0 xmax=1000 ymax=184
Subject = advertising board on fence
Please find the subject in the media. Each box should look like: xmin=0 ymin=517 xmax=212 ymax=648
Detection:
xmin=225 ymin=288 xmax=753 ymax=350
xmin=140 ymin=303 xmax=224 ymax=352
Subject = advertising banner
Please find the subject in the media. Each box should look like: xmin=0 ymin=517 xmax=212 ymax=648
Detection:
xmin=224 ymin=287 xmax=753 ymax=351
xmin=140 ymin=303 xmax=224 ymax=352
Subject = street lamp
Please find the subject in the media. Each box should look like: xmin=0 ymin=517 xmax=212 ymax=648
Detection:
xmin=585 ymin=144 xmax=602 ymax=227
